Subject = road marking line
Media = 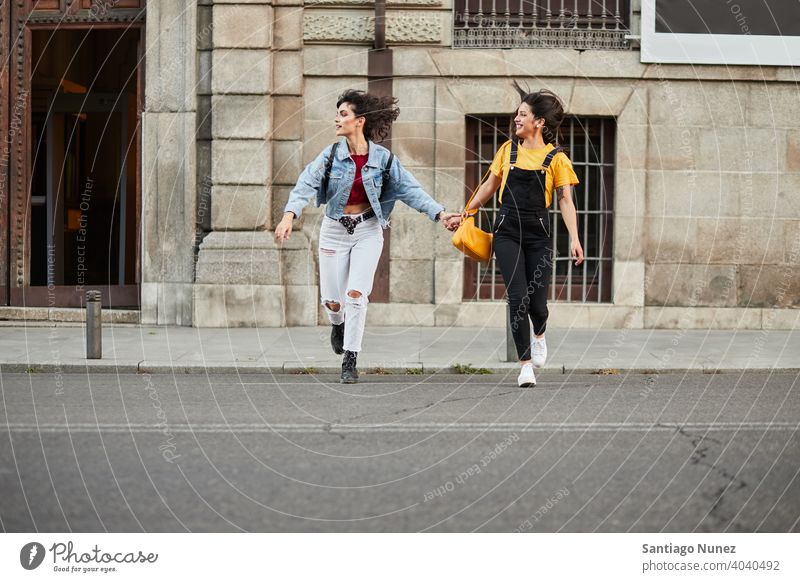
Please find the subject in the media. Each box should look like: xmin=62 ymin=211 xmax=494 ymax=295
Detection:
xmin=1 ymin=422 xmax=798 ymax=433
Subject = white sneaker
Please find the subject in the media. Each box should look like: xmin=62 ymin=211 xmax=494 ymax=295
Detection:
xmin=517 ymin=363 xmax=536 ymax=387
xmin=531 ymin=336 xmax=547 ymax=368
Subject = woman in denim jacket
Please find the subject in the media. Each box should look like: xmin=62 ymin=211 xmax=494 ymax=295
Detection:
xmin=274 ymin=90 xmax=458 ymax=384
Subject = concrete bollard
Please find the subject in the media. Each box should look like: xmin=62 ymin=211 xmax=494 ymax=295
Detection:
xmin=86 ymin=290 xmax=102 ymax=359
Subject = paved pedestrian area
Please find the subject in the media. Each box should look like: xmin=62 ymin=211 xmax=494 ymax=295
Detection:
xmin=0 ymin=325 xmax=798 ymax=373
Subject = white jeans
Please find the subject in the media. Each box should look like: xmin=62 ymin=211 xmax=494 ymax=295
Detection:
xmin=319 ymin=215 xmax=384 ymax=353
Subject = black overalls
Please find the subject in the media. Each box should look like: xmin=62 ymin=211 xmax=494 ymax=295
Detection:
xmin=493 ymin=141 xmax=561 ymax=361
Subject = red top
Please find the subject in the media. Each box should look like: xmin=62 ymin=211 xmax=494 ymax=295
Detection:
xmin=346 ymin=154 xmax=369 ymax=206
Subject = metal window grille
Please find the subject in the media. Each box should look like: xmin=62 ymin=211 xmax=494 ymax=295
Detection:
xmin=453 ymin=0 xmax=631 ymax=49
xmin=463 ymin=115 xmax=615 ymax=302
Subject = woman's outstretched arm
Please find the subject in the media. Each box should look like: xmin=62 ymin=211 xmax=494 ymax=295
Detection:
xmin=275 ymin=146 xmax=332 ymax=242
xmin=388 ymin=157 xmax=445 ymax=221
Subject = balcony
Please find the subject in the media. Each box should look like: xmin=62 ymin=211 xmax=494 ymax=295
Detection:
xmin=454 ymin=0 xmax=631 ymax=50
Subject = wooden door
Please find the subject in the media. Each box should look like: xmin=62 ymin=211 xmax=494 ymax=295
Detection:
xmin=4 ymin=0 xmax=145 ymax=307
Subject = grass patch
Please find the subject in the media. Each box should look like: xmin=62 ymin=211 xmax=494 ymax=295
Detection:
xmin=294 ymin=367 xmax=318 ymax=375
xmin=592 ymin=368 xmax=620 ymax=375
xmin=370 ymin=367 xmax=392 ymax=375
xmin=452 ymin=363 xmax=493 ymax=375
xmin=405 ymin=367 xmax=424 ymax=375
xmin=26 ymin=366 xmax=43 ymax=374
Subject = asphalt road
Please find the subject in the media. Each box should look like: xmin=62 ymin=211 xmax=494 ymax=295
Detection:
xmin=1 ymin=371 xmax=798 ymax=532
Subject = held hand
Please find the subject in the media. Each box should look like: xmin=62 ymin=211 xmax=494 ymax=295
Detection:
xmin=571 ymin=239 xmax=585 ymax=266
xmin=439 ymin=211 xmax=460 ymax=223
xmin=448 ymin=210 xmax=468 ymax=230
xmin=274 ymin=216 xmax=293 ymax=243
xmin=439 ymin=212 xmax=462 ymax=232
xmin=460 ymin=208 xmax=477 ymax=221
xmin=451 ymin=208 xmax=476 ymax=230
xmin=445 ymin=217 xmax=462 ymax=232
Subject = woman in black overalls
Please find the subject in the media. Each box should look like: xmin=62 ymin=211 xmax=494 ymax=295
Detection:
xmin=450 ymin=87 xmax=584 ymax=387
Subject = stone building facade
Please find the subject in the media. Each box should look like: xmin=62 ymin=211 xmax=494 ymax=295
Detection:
xmin=2 ymin=1 xmax=797 ymax=330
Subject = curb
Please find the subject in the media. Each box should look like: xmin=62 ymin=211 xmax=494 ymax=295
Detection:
xmin=2 ymin=362 xmax=798 ymax=375
xmin=0 ymin=362 xmax=140 ymax=374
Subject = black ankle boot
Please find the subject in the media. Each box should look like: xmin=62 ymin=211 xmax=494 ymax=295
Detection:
xmin=341 ymin=350 xmax=358 ymax=384
xmin=330 ymin=322 xmax=345 ymax=355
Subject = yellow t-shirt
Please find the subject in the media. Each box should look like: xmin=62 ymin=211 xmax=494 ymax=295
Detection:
xmin=488 ymin=141 xmax=579 ymax=208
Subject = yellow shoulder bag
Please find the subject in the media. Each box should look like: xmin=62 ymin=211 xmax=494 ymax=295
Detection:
xmin=451 ymin=168 xmax=494 ymax=262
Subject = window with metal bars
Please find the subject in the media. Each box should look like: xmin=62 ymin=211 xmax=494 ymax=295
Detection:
xmin=463 ymin=115 xmax=614 ymax=302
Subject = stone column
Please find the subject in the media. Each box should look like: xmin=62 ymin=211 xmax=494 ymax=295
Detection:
xmin=141 ymin=0 xmax=198 ymax=325
xmin=193 ymin=0 xmax=276 ymax=326
xmin=272 ymin=0 xmax=319 ymax=326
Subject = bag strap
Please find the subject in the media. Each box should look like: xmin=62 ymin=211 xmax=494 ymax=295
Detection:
xmin=319 ymin=142 xmax=339 ymax=195
xmin=380 ymin=152 xmax=394 ymax=199
xmin=463 ymin=167 xmax=494 ymax=216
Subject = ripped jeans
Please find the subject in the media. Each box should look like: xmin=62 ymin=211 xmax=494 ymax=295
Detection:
xmin=319 ymin=215 xmax=384 ymax=353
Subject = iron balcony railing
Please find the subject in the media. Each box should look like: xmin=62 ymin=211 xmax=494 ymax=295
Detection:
xmin=454 ymin=0 xmax=631 ymax=50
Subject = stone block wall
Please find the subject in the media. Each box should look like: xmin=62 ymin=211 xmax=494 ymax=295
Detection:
xmin=161 ymin=0 xmax=798 ymax=329
xmin=303 ymin=0 xmax=451 ymax=45
xmin=295 ymin=0 xmax=798 ymax=329
xmin=189 ymin=0 xmax=320 ymax=327
xmin=641 ymin=77 xmax=800 ymax=329
xmin=309 ymin=0 xmax=458 ymax=325
xmin=141 ymin=0 xmax=199 ymax=325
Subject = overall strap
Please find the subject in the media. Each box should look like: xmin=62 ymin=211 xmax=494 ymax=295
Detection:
xmin=319 ymin=142 xmax=339 ymax=195
xmin=380 ymin=153 xmax=394 ymax=199
xmin=498 ymin=143 xmax=563 ymax=203
xmin=541 ymin=145 xmax=563 ymax=171
xmin=541 ymin=146 xmax=564 ymax=207
xmin=499 ymin=140 xmax=520 ymax=203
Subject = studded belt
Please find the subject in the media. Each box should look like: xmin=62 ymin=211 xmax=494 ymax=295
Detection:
xmin=338 ymin=209 xmax=376 ymax=235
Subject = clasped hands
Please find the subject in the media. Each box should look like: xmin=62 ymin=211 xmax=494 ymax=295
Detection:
xmin=440 ymin=211 xmax=466 ymax=232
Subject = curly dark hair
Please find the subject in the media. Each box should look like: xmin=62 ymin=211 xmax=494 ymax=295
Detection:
xmin=336 ymin=89 xmax=400 ymax=143
xmin=512 ymin=81 xmax=565 ymax=146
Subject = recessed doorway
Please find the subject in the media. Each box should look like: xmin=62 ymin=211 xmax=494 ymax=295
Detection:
xmin=23 ymin=27 xmax=141 ymax=307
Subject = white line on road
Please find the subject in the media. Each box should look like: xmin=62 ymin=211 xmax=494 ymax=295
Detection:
xmin=1 ymin=422 xmax=798 ymax=433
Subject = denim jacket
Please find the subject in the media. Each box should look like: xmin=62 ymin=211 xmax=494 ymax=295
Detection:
xmin=283 ymin=138 xmax=444 ymax=228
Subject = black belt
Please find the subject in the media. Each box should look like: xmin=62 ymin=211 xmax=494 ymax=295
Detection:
xmin=338 ymin=209 xmax=375 ymax=235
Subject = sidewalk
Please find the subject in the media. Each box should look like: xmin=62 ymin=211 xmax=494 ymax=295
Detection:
xmin=0 ymin=323 xmax=798 ymax=373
